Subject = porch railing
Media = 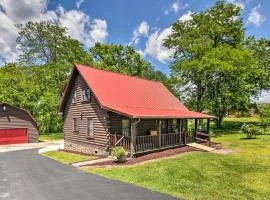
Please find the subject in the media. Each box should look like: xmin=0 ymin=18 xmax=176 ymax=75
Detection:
xmin=109 ymin=134 xmax=131 ymax=150
xmin=109 ymin=129 xmax=198 ymax=153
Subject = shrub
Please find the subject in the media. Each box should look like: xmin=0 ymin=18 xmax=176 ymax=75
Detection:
xmin=111 ymin=147 xmax=126 ymax=158
xmin=241 ymin=123 xmax=259 ymax=139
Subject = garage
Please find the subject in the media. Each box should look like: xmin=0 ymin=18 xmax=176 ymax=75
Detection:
xmin=0 ymin=103 xmax=38 ymax=144
xmin=0 ymin=128 xmax=28 ymax=145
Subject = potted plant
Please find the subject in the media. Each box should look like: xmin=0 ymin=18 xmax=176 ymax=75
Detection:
xmin=111 ymin=147 xmax=127 ymax=163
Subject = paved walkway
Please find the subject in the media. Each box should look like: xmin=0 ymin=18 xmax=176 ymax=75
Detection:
xmin=72 ymin=157 xmax=113 ymax=167
xmin=0 ymin=140 xmax=63 ymax=153
xmin=0 ymin=149 xmax=176 ymax=200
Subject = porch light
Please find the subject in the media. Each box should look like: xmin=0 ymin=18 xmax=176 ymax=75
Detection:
xmin=3 ymin=105 xmax=6 ymax=111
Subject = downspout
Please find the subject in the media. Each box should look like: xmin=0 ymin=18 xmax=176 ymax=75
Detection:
xmin=130 ymin=118 xmax=141 ymax=157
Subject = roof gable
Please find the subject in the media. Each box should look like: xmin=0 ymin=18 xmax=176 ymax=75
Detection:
xmin=0 ymin=103 xmax=37 ymax=126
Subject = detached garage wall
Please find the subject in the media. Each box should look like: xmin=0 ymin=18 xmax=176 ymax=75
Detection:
xmin=0 ymin=103 xmax=38 ymax=143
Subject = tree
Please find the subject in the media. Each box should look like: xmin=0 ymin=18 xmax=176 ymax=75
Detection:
xmin=258 ymin=104 xmax=270 ymax=134
xmin=245 ymin=37 xmax=270 ymax=89
xmin=90 ymin=42 xmax=167 ymax=82
xmin=164 ymin=1 xmax=262 ymax=127
xmin=16 ymin=21 xmax=92 ymax=65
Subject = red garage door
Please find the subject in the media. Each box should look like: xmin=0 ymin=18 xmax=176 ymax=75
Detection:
xmin=0 ymin=128 xmax=28 ymax=145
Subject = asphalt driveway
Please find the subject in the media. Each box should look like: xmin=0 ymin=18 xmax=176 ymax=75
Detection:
xmin=0 ymin=149 xmax=176 ymax=200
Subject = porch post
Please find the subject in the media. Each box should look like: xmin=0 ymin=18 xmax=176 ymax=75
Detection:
xmin=158 ymin=119 xmax=162 ymax=147
xmin=178 ymin=119 xmax=182 ymax=145
xmin=130 ymin=119 xmax=138 ymax=157
xmin=194 ymin=118 xmax=198 ymax=141
xmin=207 ymin=119 xmax=210 ymax=135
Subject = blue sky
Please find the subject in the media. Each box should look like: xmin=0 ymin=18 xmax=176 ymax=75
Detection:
xmin=0 ymin=0 xmax=269 ymax=101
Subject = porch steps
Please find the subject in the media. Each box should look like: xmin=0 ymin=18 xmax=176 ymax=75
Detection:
xmin=187 ymin=143 xmax=215 ymax=152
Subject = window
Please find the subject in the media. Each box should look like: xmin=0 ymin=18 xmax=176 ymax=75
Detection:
xmin=72 ymin=90 xmax=76 ymax=104
xmin=161 ymin=120 xmax=167 ymax=133
xmin=87 ymin=119 xmax=94 ymax=138
xmin=122 ymin=119 xmax=130 ymax=136
xmin=82 ymin=88 xmax=91 ymax=102
xmin=73 ymin=118 xmax=78 ymax=133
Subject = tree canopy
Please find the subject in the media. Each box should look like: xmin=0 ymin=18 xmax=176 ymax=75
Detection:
xmin=16 ymin=21 xmax=93 ymax=66
xmin=164 ymin=1 xmax=264 ymax=127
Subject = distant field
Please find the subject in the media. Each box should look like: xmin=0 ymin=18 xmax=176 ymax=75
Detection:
xmin=39 ymin=133 xmax=64 ymax=141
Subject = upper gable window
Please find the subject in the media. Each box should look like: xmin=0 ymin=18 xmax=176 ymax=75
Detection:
xmin=72 ymin=90 xmax=76 ymax=104
xmin=82 ymin=88 xmax=91 ymax=102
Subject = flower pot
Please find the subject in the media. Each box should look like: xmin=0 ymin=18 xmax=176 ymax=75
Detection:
xmin=117 ymin=155 xmax=127 ymax=163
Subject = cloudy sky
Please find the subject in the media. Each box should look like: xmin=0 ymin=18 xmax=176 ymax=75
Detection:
xmin=0 ymin=0 xmax=269 ymax=102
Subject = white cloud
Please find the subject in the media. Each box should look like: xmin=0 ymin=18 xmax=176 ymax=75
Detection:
xmin=179 ymin=10 xmax=193 ymax=22
xmin=226 ymin=0 xmax=246 ymax=9
xmin=131 ymin=21 xmax=149 ymax=45
xmin=164 ymin=0 xmax=188 ymax=15
xmin=76 ymin=0 xmax=84 ymax=9
xmin=143 ymin=27 xmax=174 ymax=63
xmin=0 ymin=0 xmax=108 ymax=63
xmin=248 ymin=4 xmax=265 ymax=27
xmin=140 ymin=10 xmax=193 ymax=63
xmin=89 ymin=19 xmax=108 ymax=46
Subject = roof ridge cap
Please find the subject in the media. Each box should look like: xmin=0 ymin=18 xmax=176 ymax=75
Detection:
xmin=75 ymin=63 xmax=165 ymax=85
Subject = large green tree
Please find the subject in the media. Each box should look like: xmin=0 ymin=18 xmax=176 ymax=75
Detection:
xmin=164 ymin=1 xmax=262 ymax=127
xmin=0 ymin=21 xmax=95 ymax=133
xmin=245 ymin=37 xmax=270 ymax=89
xmin=16 ymin=21 xmax=92 ymax=66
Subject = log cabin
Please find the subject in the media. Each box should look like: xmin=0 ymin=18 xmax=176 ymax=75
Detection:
xmin=60 ymin=64 xmax=215 ymax=156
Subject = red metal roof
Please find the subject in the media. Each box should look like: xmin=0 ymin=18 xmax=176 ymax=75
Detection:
xmin=75 ymin=64 xmax=215 ymax=119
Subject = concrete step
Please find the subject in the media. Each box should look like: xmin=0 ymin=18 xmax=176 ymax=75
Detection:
xmin=187 ymin=143 xmax=215 ymax=152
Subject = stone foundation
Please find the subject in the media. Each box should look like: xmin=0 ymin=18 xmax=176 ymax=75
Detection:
xmin=64 ymin=140 xmax=108 ymax=156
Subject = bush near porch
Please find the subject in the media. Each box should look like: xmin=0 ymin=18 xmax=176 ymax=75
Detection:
xmin=84 ymin=117 xmax=270 ymax=200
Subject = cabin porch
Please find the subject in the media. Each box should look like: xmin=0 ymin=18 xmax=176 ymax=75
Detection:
xmin=108 ymin=115 xmax=211 ymax=155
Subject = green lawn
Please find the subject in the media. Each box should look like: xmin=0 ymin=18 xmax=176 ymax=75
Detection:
xmin=42 ymin=150 xmax=96 ymax=164
xmin=39 ymin=133 xmax=64 ymax=141
xmin=84 ymin=117 xmax=270 ymax=200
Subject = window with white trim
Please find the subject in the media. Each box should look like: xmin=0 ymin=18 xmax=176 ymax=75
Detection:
xmin=87 ymin=119 xmax=94 ymax=138
xmin=72 ymin=90 xmax=76 ymax=104
xmin=82 ymin=88 xmax=91 ymax=102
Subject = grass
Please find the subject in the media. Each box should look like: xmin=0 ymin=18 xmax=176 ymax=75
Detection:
xmin=84 ymin=117 xmax=270 ymax=200
xmin=39 ymin=133 xmax=64 ymax=141
xmin=42 ymin=150 xmax=96 ymax=164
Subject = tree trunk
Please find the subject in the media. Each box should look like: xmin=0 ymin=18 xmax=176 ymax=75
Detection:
xmin=215 ymin=116 xmax=223 ymax=129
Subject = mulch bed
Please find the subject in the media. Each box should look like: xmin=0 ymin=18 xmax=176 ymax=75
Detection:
xmin=87 ymin=146 xmax=200 ymax=167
